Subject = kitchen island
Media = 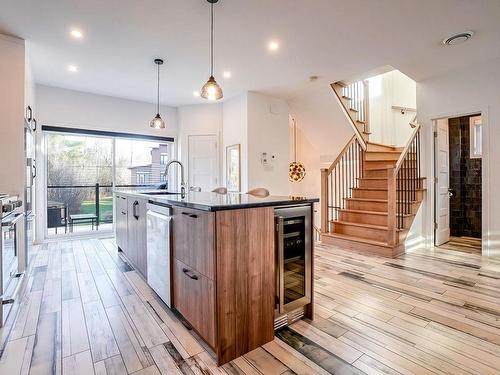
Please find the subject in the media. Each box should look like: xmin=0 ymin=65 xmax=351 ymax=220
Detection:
xmin=114 ymin=190 xmax=318 ymax=365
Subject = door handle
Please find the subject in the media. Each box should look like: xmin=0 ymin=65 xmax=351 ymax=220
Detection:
xmin=32 ymin=165 xmax=37 ymax=179
xmin=448 ymin=189 xmax=454 ymax=197
xmin=182 ymin=268 xmax=198 ymax=280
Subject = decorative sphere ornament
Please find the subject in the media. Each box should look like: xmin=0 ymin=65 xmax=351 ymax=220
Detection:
xmin=289 ymin=161 xmax=306 ymax=182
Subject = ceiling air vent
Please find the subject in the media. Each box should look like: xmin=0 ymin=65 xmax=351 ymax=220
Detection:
xmin=443 ymin=31 xmax=474 ymax=46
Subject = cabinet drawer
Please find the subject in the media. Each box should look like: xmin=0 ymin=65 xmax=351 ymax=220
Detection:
xmin=115 ymin=194 xmax=128 ymax=215
xmin=172 ymin=207 xmax=215 ymax=279
xmin=173 ymin=259 xmax=216 ymax=348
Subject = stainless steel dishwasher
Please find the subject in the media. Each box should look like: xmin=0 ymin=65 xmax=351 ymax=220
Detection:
xmin=146 ymin=202 xmax=172 ymax=307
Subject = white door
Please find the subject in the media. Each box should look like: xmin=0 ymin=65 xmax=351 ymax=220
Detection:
xmin=435 ymin=119 xmax=450 ymax=245
xmin=188 ymin=135 xmax=218 ymax=192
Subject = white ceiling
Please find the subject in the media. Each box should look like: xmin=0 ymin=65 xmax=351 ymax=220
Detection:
xmin=1 ymin=0 xmax=499 ymax=106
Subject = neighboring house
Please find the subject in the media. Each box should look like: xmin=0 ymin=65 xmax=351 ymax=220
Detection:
xmin=128 ymin=144 xmax=169 ymax=185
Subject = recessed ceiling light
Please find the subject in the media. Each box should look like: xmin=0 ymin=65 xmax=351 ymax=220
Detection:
xmin=223 ymin=71 xmax=232 ymax=78
xmin=67 ymin=65 xmax=78 ymax=73
xmin=268 ymin=41 xmax=280 ymax=51
xmin=70 ymin=29 xmax=83 ymax=39
xmin=443 ymin=31 xmax=474 ymax=45
xmin=193 ymin=91 xmax=200 ymax=97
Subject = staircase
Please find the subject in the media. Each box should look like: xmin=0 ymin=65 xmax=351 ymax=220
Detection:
xmin=320 ymin=81 xmax=424 ymax=258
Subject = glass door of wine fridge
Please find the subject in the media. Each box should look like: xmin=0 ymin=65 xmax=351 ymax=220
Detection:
xmin=275 ymin=205 xmax=311 ymax=315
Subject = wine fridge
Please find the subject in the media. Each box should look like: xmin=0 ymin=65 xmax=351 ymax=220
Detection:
xmin=275 ymin=205 xmax=312 ymax=319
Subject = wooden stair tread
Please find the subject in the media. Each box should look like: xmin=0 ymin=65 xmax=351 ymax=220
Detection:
xmin=345 ymin=197 xmax=423 ymax=203
xmin=333 ymin=220 xmax=388 ymax=230
xmin=332 ymin=220 xmax=405 ymax=232
xmin=322 ymin=232 xmax=391 ymax=248
xmin=358 ymin=176 xmax=426 ymax=180
xmin=367 ymin=141 xmax=397 ymax=148
xmin=366 ymin=150 xmax=401 ymax=154
xmin=336 ymin=209 xmax=414 ymax=217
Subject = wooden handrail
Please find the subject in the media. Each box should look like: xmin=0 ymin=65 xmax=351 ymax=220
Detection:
xmin=394 ymin=121 xmax=420 ymax=175
xmin=330 ymin=83 xmax=367 ymax=151
xmin=327 ymin=135 xmax=357 ymax=174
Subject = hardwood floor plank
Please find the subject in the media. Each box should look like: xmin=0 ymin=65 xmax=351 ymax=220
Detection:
xmin=62 ymin=270 xmax=80 ymax=301
xmin=275 ymin=326 xmax=364 ymax=374
xmin=62 ymin=298 xmax=90 ymax=358
xmin=243 ymin=347 xmax=291 ymax=375
xmin=100 ymin=354 xmax=128 ymax=374
xmin=77 ymin=271 xmax=101 ymax=304
xmin=290 ymin=320 xmax=362 ymax=364
xmin=62 ymin=350 xmax=94 ymax=375
xmin=106 ymin=304 xmax=150 ymax=373
xmin=29 ymin=312 xmax=62 ymax=375
xmin=124 ymin=271 xmax=156 ymax=301
xmin=148 ymin=298 xmax=204 ymax=357
xmin=149 ymin=344 xmax=183 ymax=374
xmin=121 ymin=294 xmax=168 ymax=348
xmin=83 ymin=300 xmax=120 ymax=362
xmin=263 ymin=339 xmax=331 ymax=375
xmin=0 ymin=336 xmax=29 ymax=375
xmin=353 ymin=354 xmax=403 ymax=375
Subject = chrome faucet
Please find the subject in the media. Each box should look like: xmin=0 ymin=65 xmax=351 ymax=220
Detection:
xmin=163 ymin=160 xmax=186 ymax=196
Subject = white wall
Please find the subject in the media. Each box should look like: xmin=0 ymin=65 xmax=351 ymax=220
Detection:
xmin=36 ymin=85 xmax=178 ymax=138
xmin=287 ymin=85 xmax=353 ymax=196
xmin=0 ymin=34 xmax=25 ymax=198
xmin=177 ymin=103 xmax=223 ymax=188
xmin=369 ymin=70 xmax=416 ymax=146
xmin=287 ymin=85 xmax=354 ymax=227
xmin=222 ymin=94 xmax=249 ymax=192
xmin=222 ymin=92 xmax=289 ymax=195
xmin=417 ymin=57 xmax=500 ymax=256
xmin=247 ymin=92 xmax=289 ymax=195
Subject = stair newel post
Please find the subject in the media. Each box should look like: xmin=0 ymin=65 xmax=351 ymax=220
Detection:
xmin=387 ymin=167 xmax=397 ymax=246
xmin=363 ymin=80 xmax=370 ymax=135
xmin=321 ymin=168 xmax=329 ymax=233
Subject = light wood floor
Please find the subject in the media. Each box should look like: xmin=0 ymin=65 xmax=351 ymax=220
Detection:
xmin=1 ymin=238 xmax=500 ymax=374
xmin=439 ymin=236 xmax=482 ymax=254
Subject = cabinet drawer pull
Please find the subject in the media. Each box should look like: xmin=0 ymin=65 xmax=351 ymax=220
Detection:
xmin=182 ymin=268 xmax=198 ymax=280
xmin=121 ymin=211 xmax=127 ymax=215
xmin=181 ymin=212 xmax=198 ymax=219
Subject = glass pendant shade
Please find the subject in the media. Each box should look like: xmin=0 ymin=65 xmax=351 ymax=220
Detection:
xmin=200 ymin=0 xmax=223 ymax=101
xmin=200 ymin=76 xmax=223 ymax=100
xmin=150 ymin=113 xmax=165 ymax=129
xmin=150 ymin=58 xmax=166 ymax=129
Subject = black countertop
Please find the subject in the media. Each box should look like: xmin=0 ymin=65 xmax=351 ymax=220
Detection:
xmin=115 ymin=189 xmax=318 ymax=212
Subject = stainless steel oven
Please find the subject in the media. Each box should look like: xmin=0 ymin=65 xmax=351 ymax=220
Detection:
xmin=275 ymin=205 xmax=312 ymax=320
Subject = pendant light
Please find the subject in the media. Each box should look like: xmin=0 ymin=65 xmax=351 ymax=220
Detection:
xmin=150 ymin=58 xmax=166 ymax=129
xmin=200 ymin=0 xmax=223 ymax=100
xmin=289 ymin=119 xmax=306 ymax=182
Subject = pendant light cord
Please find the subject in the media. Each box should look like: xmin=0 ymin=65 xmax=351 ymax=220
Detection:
xmin=293 ymin=119 xmax=297 ymax=162
xmin=157 ymin=63 xmax=160 ymax=114
xmin=210 ymin=2 xmax=214 ymax=76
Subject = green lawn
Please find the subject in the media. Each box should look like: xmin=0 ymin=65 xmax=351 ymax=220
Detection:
xmin=80 ymin=197 xmax=113 ymax=222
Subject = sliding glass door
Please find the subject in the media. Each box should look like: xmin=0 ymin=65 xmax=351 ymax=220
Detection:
xmin=44 ymin=130 xmax=174 ymax=237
